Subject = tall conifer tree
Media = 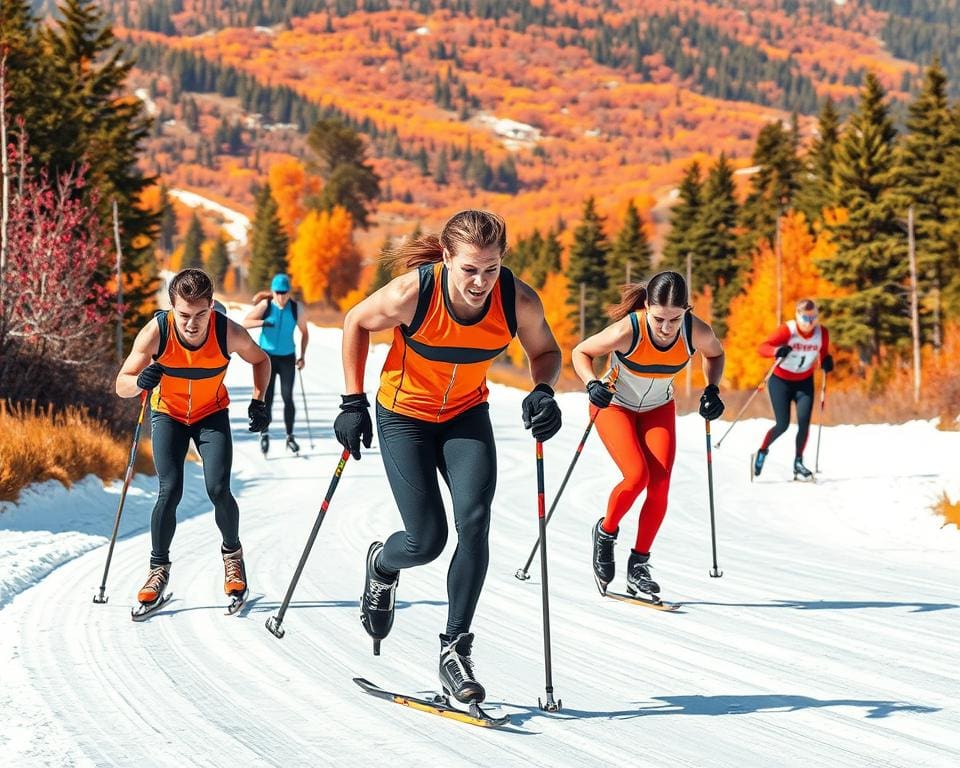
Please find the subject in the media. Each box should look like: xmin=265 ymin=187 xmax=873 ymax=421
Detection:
xmin=898 ymin=58 xmax=960 ymax=346
xmin=822 ymin=73 xmax=907 ymax=362
xmin=691 ymin=153 xmax=740 ymax=336
xmin=248 ymin=184 xmax=289 ymax=291
xmin=566 ymin=197 xmax=610 ymax=338
xmin=662 ymin=161 xmax=704 ymax=272
xmin=796 ymin=98 xmax=841 ymax=225
xmin=739 ymin=120 xmax=801 ymax=251
xmin=181 ymin=213 xmax=204 ymax=270
xmin=206 ymin=232 xmax=230 ymax=285
xmin=606 ymin=199 xmax=651 ymax=303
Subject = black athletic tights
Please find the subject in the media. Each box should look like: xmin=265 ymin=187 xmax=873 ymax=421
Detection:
xmin=376 ymin=402 xmax=497 ymax=638
xmin=760 ymin=374 xmax=814 ymax=458
xmin=265 ymin=353 xmax=296 ymax=435
xmin=150 ymin=409 xmax=240 ymax=567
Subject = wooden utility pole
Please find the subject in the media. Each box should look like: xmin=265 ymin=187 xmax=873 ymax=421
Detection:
xmin=907 ymin=206 xmax=921 ymax=404
xmin=774 ymin=207 xmax=783 ymax=322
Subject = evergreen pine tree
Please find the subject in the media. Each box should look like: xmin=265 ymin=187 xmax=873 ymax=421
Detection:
xmin=898 ymin=58 xmax=960 ymax=347
xmin=738 ymin=120 xmax=801 ymax=251
xmin=691 ymin=153 xmax=740 ymax=336
xmin=307 ymin=118 xmax=380 ymax=228
xmin=44 ymin=0 xmax=158 ymax=336
xmin=248 ymin=184 xmax=289 ymax=291
xmin=796 ymin=97 xmax=841 ymax=225
xmin=942 ymin=105 xmax=960 ymax=318
xmin=606 ymin=199 xmax=652 ymax=304
xmin=206 ymin=232 xmax=231 ymax=285
xmin=822 ymin=73 xmax=908 ymax=362
xmin=530 ymin=226 xmax=563 ymax=290
xmin=661 ymin=161 xmax=703 ymax=273
xmin=566 ymin=197 xmax=610 ymax=338
xmin=181 ymin=213 xmax=204 ymax=271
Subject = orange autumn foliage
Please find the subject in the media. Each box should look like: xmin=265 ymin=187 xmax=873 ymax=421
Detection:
xmin=507 ymin=271 xmax=578 ymax=369
xmin=724 ymin=211 xmax=842 ymax=388
xmin=268 ymin=158 xmax=321 ymax=237
xmin=288 ymin=206 xmax=360 ymax=304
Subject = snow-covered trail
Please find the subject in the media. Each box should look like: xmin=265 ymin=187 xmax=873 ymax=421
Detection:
xmin=1 ymin=325 xmax=958 ymax=767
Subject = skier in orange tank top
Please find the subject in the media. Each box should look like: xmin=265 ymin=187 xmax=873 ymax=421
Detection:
xmin=116 ymin=269 xmax=271 ymax=616
xmin=335 ymin=210 xmax=562 ymax=704
xmin=572 ymin=272 xmax=725 ymax=600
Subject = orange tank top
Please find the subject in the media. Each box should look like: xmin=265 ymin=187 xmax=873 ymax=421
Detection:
xmin=378 ymin=262 xmax=517 ymax=422
xmin=610 ymin=310 xmax=695 ymax=413
xmin=150 ymin=310 xmax=231 ymax=425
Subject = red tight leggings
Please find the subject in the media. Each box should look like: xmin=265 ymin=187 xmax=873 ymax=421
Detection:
xmin=594 ymin=401 xmax=676 ymax=553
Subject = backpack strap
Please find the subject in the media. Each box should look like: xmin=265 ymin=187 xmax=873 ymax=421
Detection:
xmin=153 ymin=310 xmax=169 ymax=361
xmin=499 ymin=266 xmax=518 ymax=337
xmin=683 ymin=309 xmax=696 ymax=356
xmin=214 ymin=308 xmax=230 ymax=358
xmin=403 ymin=263 xmax=436 ymax=336
xmin=290 ymin=299 xmax=298 ymax=323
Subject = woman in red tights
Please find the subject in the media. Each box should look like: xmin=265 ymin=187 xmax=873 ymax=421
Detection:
xmin=572 ymin=272 xmax=725 ymax=598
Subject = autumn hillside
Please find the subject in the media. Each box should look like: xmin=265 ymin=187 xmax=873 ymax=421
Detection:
xmin=116 ymin=0 xmax=931 ymax=247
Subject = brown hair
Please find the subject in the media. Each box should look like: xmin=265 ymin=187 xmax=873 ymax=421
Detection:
xmin=607 ymin=271 xmax=689 ymax=321
xmin=168 ymin=268 xmax=214 ymax=305
xmin=389 ymin=210 xmax=508 ymax=270
xmin=796 ymin=298 xmax=817 ymax=312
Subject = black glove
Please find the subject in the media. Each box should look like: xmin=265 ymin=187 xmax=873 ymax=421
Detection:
xmin=521 ymin=383 xmax=562 ymax=442
xmin=248 ymin=399 xmax=270 ymax=432
xmin=699 ymin=384 xmax=725 ymax=421
xmin=334 ymin=393 xmax=373 ymax=459
xmin=586 ymin=379 xmax=614 ymax=409
xmin=775 ymin=344 xmax=792 ymax=359
xmin=261 ymin=319 xmax=275 ymax=328
xmin=136 ymin=362 xmax=164 ymax=391
xmin=821 ymin=354 xmax=834 ymax=373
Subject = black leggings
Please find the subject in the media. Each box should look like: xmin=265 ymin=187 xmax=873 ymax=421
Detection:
xmin=265 ymin=353 xmax=296 ymax=435
xmin=149 ymin=409 xmax=240 ymax=566
xmin=760 ymin=374 xmax=814 ymax=458
xmin=376 ymin=402 xmax=497 ymax=638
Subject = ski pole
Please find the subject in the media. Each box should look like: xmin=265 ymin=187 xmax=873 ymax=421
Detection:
xmin=714 ymin=359 xmax=780 ymax=448
xmin=515 ymin=411 xmax=599 ymax=581
xmin=535 ymin=441 xmax=562 ymax=711
xmin=93 ymin=391 xmax=149 ymax=604
xmin=815 ymin=369 xmax=827 ymax=473
xmin=705 ymin=419 xmax=723 ymax=578
xmin=516 ymin=368 xmax=617 ymax=581
xmin=297 ymin=368 xmax=314 ymax=449
xmin=266 ymin=448 xmax=350 ymax=638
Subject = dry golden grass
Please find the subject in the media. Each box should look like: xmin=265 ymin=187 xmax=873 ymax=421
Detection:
xmin=0 ymin=400 xmax=152 ymax=503
xmin=933 ymin=493 xmax=960 ymax=530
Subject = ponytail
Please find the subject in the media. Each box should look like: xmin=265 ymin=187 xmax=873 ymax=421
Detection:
xmin=606 ymin=270 xmax=688 ymax=321
xmin=388 ymin=233 xmax=444 ymax=270
xmin=386 ymin=209 xmax=508 ymax=272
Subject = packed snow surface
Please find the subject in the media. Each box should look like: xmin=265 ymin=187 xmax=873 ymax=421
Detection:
xmin=1 ymin=324 xmax=958 ymax=767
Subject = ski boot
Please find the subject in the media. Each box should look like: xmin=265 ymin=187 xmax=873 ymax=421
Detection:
xmin=360 ymin=542 xmax=398 ymax=655
xmin=439 ymin=632 xmax=485 ymax=704
xmin=626 ymin=550 xmax=660 ymax=596
xmin=223 ymin=546 xmax=249 ymax=614
xmin=133 ymin=564 xmax=172 ymax=620
xmin=260 ymin=431 xmax=269 ymax=456
xmin=752 ymin=449 xmax=768 ymax=480
xmin=793 ymin=456 xmax=814 ymax=481
xmin=285 ymin=434 xmax=300 ymax=455
xmin=591 ymin=518 xmax=618 ymax=593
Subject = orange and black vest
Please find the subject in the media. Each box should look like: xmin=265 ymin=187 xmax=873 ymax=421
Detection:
xmin=378 ymin=262 xmax=517 ymax=422
xmin=150 ymin=310 xmax=231 ymax=424
xmin=610 ymin=310 xmax=695 ymax=413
